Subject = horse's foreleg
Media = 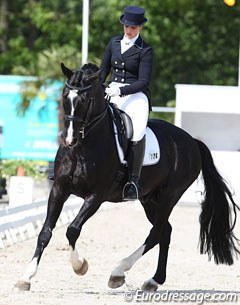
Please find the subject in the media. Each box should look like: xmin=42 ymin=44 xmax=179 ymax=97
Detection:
xmin=15 ymin=186 xmax=69 ymax=291
xmin=66 ymin=196 xmax=102 ymax=276
xmin=69 ymin=246 xmax=89 ymax=276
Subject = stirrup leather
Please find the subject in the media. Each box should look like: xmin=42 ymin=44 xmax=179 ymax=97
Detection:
xmin=122 ymin=181 xmax=139 ymax=201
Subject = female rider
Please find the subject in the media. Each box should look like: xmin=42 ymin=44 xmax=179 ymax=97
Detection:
xmin=100 ymin=6 xmax=153 ymax=201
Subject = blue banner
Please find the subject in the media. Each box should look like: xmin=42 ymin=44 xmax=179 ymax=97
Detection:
xmin=0 ymin=75 xmax=61 ymax=161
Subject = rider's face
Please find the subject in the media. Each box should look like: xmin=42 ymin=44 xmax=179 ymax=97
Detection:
xmin=124 ymin=25 xmax=142 ymax=39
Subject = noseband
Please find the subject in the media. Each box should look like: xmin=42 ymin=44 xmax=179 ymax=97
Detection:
xmin=64 ymin=80 xmax=108 ymax=139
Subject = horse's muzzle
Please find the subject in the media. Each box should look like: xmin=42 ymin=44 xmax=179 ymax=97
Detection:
xmin=61 ymin=132 xmax=78 ymax=147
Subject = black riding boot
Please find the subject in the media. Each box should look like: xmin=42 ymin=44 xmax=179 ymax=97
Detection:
xmin=123 ymin=136 xmax=145 ymax=201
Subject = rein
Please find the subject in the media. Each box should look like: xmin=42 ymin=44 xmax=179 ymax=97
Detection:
xmin=64 ymin=68 xmax=110 ymax=139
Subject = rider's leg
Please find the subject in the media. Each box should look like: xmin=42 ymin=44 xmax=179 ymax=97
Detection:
xmin=109 ymin=89 xmax=149 ymax=200
xmin=119 ymin=92 xmax=148 ymax=201
xmin=123 ymin=136 xmax=145 ymax=200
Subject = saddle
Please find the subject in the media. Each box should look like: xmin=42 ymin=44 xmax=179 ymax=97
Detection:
xmin=109 ymin=103 xmax=160 ymax=167
xmin=109 ymin=103 xmax=133 ymax=159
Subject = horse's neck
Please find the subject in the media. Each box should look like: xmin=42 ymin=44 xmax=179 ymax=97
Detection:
xmin=94 ymin=91 xmax=106 ymax=113
xmin=74 ymin=90 xmax=115 ymax=159
xmin=76 ymin=108 xmax=114 ymax=154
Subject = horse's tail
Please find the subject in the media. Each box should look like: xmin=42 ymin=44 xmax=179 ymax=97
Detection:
xmin=195 ymin=139 xmax=240 ymax=265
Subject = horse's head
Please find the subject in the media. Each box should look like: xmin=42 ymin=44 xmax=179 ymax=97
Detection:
xmin=61 ymin=63 xmax=105 ymax=147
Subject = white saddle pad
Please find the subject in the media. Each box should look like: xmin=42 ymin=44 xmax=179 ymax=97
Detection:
xmin=114 ymin=125 xmax=160 ymax=166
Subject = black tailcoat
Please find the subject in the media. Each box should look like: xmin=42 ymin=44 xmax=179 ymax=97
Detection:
xmin=100 ymin=34 xmax=153 ymax=107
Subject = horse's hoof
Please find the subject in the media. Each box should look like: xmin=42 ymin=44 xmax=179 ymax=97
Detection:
xmin=142 ymin=278 xmax=158 ymax=291
xmin=73 ymin=258 xmax=88 ymax=276
xmin=108 ymin=275 xmax=125 ymax=289
xmin=14 ymin=280 xmax=31 ymax=291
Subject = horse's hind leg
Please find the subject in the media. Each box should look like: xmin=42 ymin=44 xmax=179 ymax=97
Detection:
xmin=108 ymin=222 xmax=172 ymax=290
xmin=15 ymin=185 xmax=69 ymax=291
xmin=142 ymin=221 xmax=172 ymax=291
xmin=108 ymin=191 xmax=179 ymax=291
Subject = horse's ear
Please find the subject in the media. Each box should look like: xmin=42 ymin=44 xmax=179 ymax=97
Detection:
xmin=61 ymin=63 xmax=73 ymax=79
xmin=84 ymin=67 xmax=102 ymax=83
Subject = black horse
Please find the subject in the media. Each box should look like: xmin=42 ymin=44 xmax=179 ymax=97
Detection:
xmin=15 ymin=63 xmax=239 ymax=292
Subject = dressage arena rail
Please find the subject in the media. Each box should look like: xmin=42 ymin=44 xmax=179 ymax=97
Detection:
xmin=0 ymin=196 xmax=83 ymax=249
xmin=0 ymin=197 xmax=123 ymax=249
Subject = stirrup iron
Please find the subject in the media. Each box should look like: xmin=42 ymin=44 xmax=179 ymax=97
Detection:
xmin=122 ymin=181 xmax=138 ymax=201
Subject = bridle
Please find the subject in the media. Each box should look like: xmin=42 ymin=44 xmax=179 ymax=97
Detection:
xmin=64 ymin=79 xmax=109 ymax=139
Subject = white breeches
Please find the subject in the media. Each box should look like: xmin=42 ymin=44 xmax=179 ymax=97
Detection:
xmin=109 ymin=82 xmax=149 ymax=142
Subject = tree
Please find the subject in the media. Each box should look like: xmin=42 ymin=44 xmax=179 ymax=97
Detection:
xmin=0 ymin=0 xmax=8 ymax=52
xmin=0 ymin=0 xmax=239 ymax=109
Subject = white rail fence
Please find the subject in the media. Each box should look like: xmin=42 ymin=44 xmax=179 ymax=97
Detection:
xmin=0 ymin=196 xmax=123 ymax=249
xmin=0 ymin=196 xmax=83 ymax=249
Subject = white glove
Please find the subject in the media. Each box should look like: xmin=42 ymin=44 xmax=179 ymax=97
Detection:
xmin=105 ymin=86 xmax=121 ymax=97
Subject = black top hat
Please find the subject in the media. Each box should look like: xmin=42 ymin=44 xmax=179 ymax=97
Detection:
xmin=119 ymin=6 xmax=148 ymax=26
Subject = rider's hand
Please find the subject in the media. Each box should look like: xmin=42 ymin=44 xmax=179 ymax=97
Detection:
xmin=105 ymin=86 xmax=121 ymax=97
